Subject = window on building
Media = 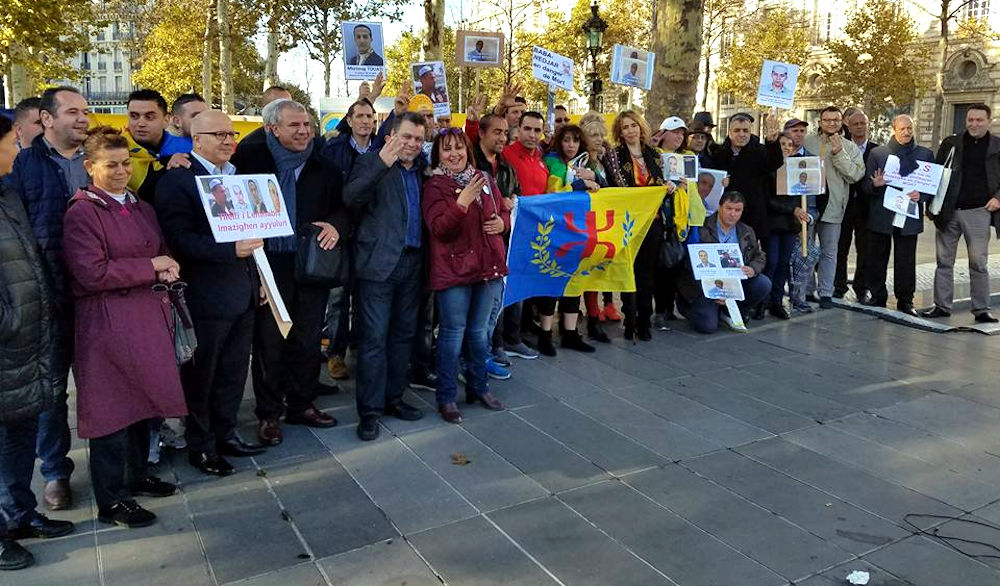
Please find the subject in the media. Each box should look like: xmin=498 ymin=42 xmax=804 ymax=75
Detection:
xmin=99 ymin=77 xmax=107 ymax=93
xmin=718 ymin=117 xmax=729 ymax=139
xmin=953 ymin=103 xmax=977 ymax=134
xmin=115 ymin=76 xmax=122 ymax=92
xmin=964 ymin=0 xmax=990 ymax=20
xmin=721 ymin=92 xmax=735 ymax=106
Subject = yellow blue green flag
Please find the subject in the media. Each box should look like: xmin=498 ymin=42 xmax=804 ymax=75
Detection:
xmin=505 ymin=187 xmax=667 ymax=307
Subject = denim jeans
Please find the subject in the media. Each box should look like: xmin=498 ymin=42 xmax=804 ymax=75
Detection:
xmin=679 ymin=274 xmax=772 ymax=334
xmin=354 ymin=250 xmax=423 ymax=417
xmin=435 ymin=279 xmax=501 ymax=406
xmin=0 ymin=418 xmax=41 ymax=527
xmin=764 ymin=233 xmax=797 ymax=305
xmin=37 ymin=401 xmax=74 ymax=482
xmin=488 ymin=280 xmax=505 ymax=351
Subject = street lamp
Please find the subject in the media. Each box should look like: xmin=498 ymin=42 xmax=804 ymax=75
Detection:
xmin=582 ymin=0 xmax=607 ymax=111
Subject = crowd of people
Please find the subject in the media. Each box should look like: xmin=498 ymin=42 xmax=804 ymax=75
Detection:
xmin=0 ymin=76 xmax=997 ymax=570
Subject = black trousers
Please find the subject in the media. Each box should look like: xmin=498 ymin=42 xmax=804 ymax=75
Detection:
xmin=621 ymin=229 xmax=659 ymax=329
xmin=89 ymin=421 xmax=150 ymax=510
xmin=182 ymin=308 xmax=254 ymax=454
xmin=536 ymin=296 xmax=581 ymax=316
xmin=835 ymin=195 xmax=870 ymax=295
xmin=654 ymin=266 xmax=679 ymax=315
xmin=410 ymin=288 xmax=436 ymax=378
xmin=866 ymin=230 xmax=918 ymax=306
xmin=251 ymin=253 xmax=329 ymax=421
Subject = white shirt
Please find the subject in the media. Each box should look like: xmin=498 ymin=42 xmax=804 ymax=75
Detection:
xmin=191 ymin=151 xmax=236 ymax=176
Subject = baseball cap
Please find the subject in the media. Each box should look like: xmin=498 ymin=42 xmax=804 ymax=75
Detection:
xmin=658 ymin=116 xmax=687 ymax=131
xmin=418 ymin=65 xmax=434 ymax=77
xmin=407 ymin=94 xmax=434 ymax=114
xmin=783 ymin=118 xmax=808 ymax=130
xmin=208 ymin=178 xmax=224 ymax=190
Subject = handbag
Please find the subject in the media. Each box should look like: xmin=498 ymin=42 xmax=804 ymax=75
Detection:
xmin=159 ymin=282 xmax=197 ymax=365
xmin=295 ymin=224 xmax=350 ymax=288
xmin=928 ymin=146 xmax=954 ymax=216
xmin=657 ymin=198 xmax=686 ymax=268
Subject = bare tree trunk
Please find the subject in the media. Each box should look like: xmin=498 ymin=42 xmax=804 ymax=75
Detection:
xmin=423 ymin=0 xmax=445 ymax=60
xmin=647 ymin=0 xmax=704 ymax=125
xmin=202 ymin=0 xmax=215 ymax=105
xmin=701 ymin=44 xmax=711 ymax=111
xmin=264 ymin=10 xmax=281 ymax=89
xmin=217 ymin=0 xmax=234 ymax=113
xmin=7 ymin=58 xmax=31 ymax=107
xmin=323 ymin=50 xmax=332 ymax=97
xmin=931 ymin=3 xmax=950 ymax=147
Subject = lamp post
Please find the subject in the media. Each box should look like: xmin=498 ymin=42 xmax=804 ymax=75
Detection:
xmin=582 ymin=0 xmax=607 ymax=112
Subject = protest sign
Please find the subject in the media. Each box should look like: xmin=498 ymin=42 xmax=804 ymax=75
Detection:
xmin=884 ymin=156 xmax=944 ymax=195
xmin=776 ymin=156 xmax=824 ymax=195
xmin=342 ymin=21 xmax=385 ymax=80
xmin=883 ymin=185 xmax=920 ymax=219
xmin=411 ymin=61 xmax=451 ymax=117
xmin=756 ymin=60 xmax=799 ymax=110
xmin=457 ymin=31 xmax=504 ymax=67
xmin=696 ymin=168 xmax=727 ymax=213
xmin=196 ymin=174 xmax=294 ymax=243
xmin=701 ymin=278 xmax=745 ymax=301
xmin=610 ymin=44 xmax=654 ymax=91
xmin=532 ymin=46 xmax=574 ymax=91
xmin=688 ymin=243 xmax=747 ymax=280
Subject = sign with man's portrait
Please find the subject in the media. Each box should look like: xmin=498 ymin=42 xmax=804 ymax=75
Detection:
xmin=195 ymin=174 xmax=294 ymax=243
xmin=456 ymin=30 xmax=504 ymax=68
xmin=610 ymin=44 xmax=655 ymax=91
xmin=756 ymin=60 xmax=800 ymax=110
xmin=411 ymin=61 xmax=451 ymax=117
xmin=342 ymin=21 xmax=385 ymax=80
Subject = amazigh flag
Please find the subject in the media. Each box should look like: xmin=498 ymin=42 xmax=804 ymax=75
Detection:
xmin=504 ymin=187 xmax=666 ymax=307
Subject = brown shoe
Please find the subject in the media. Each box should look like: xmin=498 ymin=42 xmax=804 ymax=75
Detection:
xmin=285 ymin=406 xmax=338 ymax=428
xmin=439 ymin=403 xmax=463 ymax=424
xmin=43 ymin=479 xmax=72 ymax=511
xmin=258 ymin=420 xmax=283 ymax=446
xmin=326 ymin=355 xmax=350 ymax=380
xmin=473 ymin=391 xmax=505 ymax=411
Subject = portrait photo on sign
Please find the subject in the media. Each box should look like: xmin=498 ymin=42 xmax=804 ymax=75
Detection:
xmin=456 ymin=30 xmax=504 ymax=67
xmin=411 ymin=61 xmax=450 ymax=116
xmin=610 ymin=44 xmax=654 ymax=91
xmin=882 ymin=186 xmax=921 ymax=219
xmin=786 ymin=168 xmax=822 ymax=195
xmin=756 ymin=60 xmax=799 ymax=110
xmin=696 ymin=169 xmax=727 ymax=213
xmin=688 ymin=243 xmax=747 ymax=280
xmin=702 ymin=278 xmax=745 ymax=301
xmin=342 ymin=21 xmax=385 ymax=80
xmin=195 ymin=174 xmax=294 ymax=243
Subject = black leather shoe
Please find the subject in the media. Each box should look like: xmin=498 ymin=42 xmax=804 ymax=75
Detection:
xmin=768 ymin=304 xmax=791 ymax=320
xmin=129 ymin=475 xmax=176 ymax=498
xmin=98 ymin=500 xmax=157 ymax=528
xmin=896 ymin=303 xmax=918 ymax=317
xmin=805 ymin=294 xmax=820 ymax=303
xmin=0 ymin=538 xmax=33 ymax=570
xmin=975 ymin=312 xmax=999 ymax=323
xmin=832 ymin=289 xmax=846 ymax=299
xmin=384 ymin=400 xmax=424 ymax=421
xmin=315 ymin=381 xmax=341 ymax=396
xmin=855 ymin=290 xmax=872 ymax=304
xmin=636 ymin=326 xmax=652 ymax=341
xmin=188 ymin=452 xmax=235 ymax=476
xmin=751 ymin=305 xmax=766 ymax=321
xmin=8 ymin=515 xmax=75 ymax=540
xmin=439 ymin=403 xmax=463 ymax=424
xmin=920 ymin=307 xmax=951 ymax=319
xmin=819 ymin=297 xmax=834 ymax=309
xmin=217 ymin=437 xmax=266 ymax=457
xmin=357 ymin=415 xmax=380 ymax=441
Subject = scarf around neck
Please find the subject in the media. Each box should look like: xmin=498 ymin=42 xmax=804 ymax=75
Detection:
xmin=265 ymin=132 xmax=313 ymax=253
xmin=125 ymin=131 xmax=162 ymax=193
xmin=887 ymin=137 xmax=920 ymax=176
xmin=439 ymin=164 xmax=477 ymax=187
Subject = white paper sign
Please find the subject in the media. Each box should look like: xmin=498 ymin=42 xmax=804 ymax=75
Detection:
xmin=724 ymin=299 xmax=748 ymax=331
xmin=756 ymin=60 xmax=799 ymax=110
xmin=688 ymin=243 xmax=747 ymax=280
xmin=610 ymin=44 xmax=654 ymax=91
xmin=883 ymin=155 xmax=944 ymax=195
xmin=411 ymin=61 xmax=451 ymax=117
xmin=883 ymin=185 xmax=920 ymax=219
xmin=701 ymin=278 xmax=745 ymax=301
xmin=532 ymin=46 xmax=574 ymax=91
xmin=196 ymin=174 xmax=294 ymax=243
xmin=697 ymin=168 xmax=727 ymax=213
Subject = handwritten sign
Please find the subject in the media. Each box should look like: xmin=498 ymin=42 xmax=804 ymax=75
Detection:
xmin=195 ymin=174 xmax=294 ymax=243
xmin=884 ymin=155 xmax=944 ymax=195
xmin=532 ymin=46 xmax=574 ymax=91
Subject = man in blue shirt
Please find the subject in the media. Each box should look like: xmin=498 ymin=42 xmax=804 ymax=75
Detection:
xmin=343 ymin=112 xmax=429 ymax=441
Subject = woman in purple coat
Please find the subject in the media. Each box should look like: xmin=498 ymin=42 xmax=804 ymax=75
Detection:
xmin=62 ymin=127 xmax=187 ymax=528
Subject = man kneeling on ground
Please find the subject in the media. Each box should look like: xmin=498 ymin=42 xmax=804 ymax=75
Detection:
xmin=677 ymin=191 xmax=771 ymax=333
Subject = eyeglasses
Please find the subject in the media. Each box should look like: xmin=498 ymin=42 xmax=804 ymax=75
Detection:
xmin=152 ymin=282 xmax=187 ymax=293
xmin=554 ymin=118 xmax=569 ymax=124
xmin=436 ymin=127 xmax=464 ymax=137
xmin=196 ymin=131 xmax=240 ymax=141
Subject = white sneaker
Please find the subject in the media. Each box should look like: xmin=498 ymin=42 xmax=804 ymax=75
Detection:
xmin=159 ymin=419 xmax=187 ymax=450
xmin=720 ymin=314 xmax=748 ymax=332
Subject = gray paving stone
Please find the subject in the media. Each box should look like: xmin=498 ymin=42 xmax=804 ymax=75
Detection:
xmin=238 ymin=421 xmax=330 ymax=468
xmin=658 ymin=375 xmax=814 ymax=434
xmin=863 ymin=535 xmax=1000 ymax=585
xmin=876 ymin=394 xmax=1000 ymax=453
xmin=512 ymin=401 xmax=668 ymax=475
xmin=547 ymin=387 xmax=724 ymax=460
xmin=560 ymin=481 xmax=786 ymax=586
xmin=97 ymin=495 xmax=212 ymax=586
xmin=488 ymin=497 xmax=673 ymax=585
xmin=696 ymin=367 xmax=860 ymax=422
xmin=923 ymin=514 xmax=1000 ymax=571
xmin=409 ymin=515 xmax=557 ymax=585
xmin=462 ymin=411 xmax=610 ymax=492
xmin=317 ymin=431 xmax=476 ymax=534
xmin=10 ymin=534 xmax=98 ymax=586
xmin=684 ymin=450 xmax=909 ymax=555
xmin=795 ymin=560 xmax=910 ymax=586
xmin=625 ymin=466 xmax=850 ymax=581
xmin=975 ymin=501 xmax=1000 ymax=525
xmin=593 ymin=343 xmax=692 ymax=380
xmin=785 ymin=425 xmax=1000 ymax=510
xmin=611 ymin=381 xmax=773 ymax=446
xmin=401 ymin=425 xmax=548 ymax=512
xmin=226 ymin=562 xmax=327 ymax=586
xmin=184 ymin=472 xmax=307 ymax=584
xmin=266 ymin=458 xmax=396 ymax=559
xmin=510 ymin=356 xmax=610 ymax=401
xmin=544 ymin=345 xmax=650 ymax=390
xmin=317 ymin=538 xmax=439 ymax=585
xmin=487 ymin=377 xmax=558 ymax=409
xmin=737 ymin=438 xmax=962 ymax=528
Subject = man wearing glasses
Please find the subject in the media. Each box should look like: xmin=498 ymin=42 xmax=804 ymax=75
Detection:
xmin=155 ymin=110 xmax=266 ymax=476
xmin=803 ymin=106 xmax=865 ymax=309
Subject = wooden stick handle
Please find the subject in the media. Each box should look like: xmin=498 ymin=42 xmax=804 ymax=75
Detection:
xmin=800 ymin=195 xmax=808 ymax=257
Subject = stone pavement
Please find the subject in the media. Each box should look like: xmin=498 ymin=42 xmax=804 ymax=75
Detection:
xmin=12 ymin=309 xmax=1000 ymax=586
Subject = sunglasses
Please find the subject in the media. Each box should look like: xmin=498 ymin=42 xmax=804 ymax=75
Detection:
xmin=152 ymin=282 xmax=188 ymax=293
xmin=436 ymin=127 xmax=464 ymax=137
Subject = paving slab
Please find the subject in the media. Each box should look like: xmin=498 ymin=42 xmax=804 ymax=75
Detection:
xmin=462 ymin=411 xmax=610 ymax=492
xmin=10 ymin=534 xmax=99 ymax=586
xmin=409 ymin=515 xmax=558 ymax=585
xmin=875 ymin=394 xmax=1000 ymax=453
xmin=560 ymin=480 xmax=786 ymax=586
xmin=488 ymin=497 xmax=673 ymax=585
xmin=920 ymin=514 xmax=1000 ymax=571
xmin=795 ymin=559 xmax=910 ymax=586
xmin=228 ymin=562 xmax=328 ymax=586
xmin=544 ymin=345 xmax=649 ymax=390
xmin=316 ymin=538 xmax=439 ymax=586
xmin=625 ymin=466 xmax=851 ymax=581
xmin=863 ymin=535 xmax=1000 ymax=585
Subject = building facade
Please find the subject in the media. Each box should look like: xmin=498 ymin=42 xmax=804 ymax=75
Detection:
xmin=63 ymin=22 xmax=138 ymax=114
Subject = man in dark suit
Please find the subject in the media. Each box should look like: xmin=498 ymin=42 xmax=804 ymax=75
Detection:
xmin=834 ymin=108 xmax=879 ymax=302
xmin=346 ymin=24 xmax=384 ymax=66
xmin=155 ymin=110 xmax=265 ymax=476
xmin=343 ymin=112 xmax=428 ymax=441
xmin=231 ymin=99 xmax=352 ymax=446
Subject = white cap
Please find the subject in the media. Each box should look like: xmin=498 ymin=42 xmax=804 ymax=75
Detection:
xmin=418 ymin=65 xmax=434 ymax=77
xmin=658 ymin=116 xmax=687 ymax=131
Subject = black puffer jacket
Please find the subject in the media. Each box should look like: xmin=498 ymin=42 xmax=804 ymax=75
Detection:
xmin=0 ymin=181 xmax=55 ymax=422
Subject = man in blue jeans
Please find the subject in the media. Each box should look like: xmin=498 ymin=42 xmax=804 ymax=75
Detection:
xmin=343 ymin=112 xmax=429 ymax=441
xmin=677 ymin=192 xmax=771 ymax=333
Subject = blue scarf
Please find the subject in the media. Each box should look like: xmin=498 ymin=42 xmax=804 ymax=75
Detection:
xmin=265 ymin=132 xmax=313 ymax=253
xmin=887 ymin=136 xmax=919 ymax=176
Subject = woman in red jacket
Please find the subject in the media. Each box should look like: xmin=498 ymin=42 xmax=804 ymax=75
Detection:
xmin=423 ymin=128 xmax=510 ymax=424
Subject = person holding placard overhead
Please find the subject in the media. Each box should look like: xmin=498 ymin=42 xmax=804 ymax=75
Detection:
xmin=859 ymin=114 xmax=933 ymax=316
xmin=155 ymin=110 xmax=264 ymax=476
xmin=924 ymin=104 xmax=1000 ymax=323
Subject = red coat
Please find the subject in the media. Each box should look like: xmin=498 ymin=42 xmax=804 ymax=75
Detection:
xmin=422 ymin=171 xmax=509 ymax=291
xmin=502 ymin=141 xmax=549 ymax=196
xmin=63 ymin=187 xmax=186 ymax=438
